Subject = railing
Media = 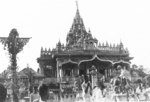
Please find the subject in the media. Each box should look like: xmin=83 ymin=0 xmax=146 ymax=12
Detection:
xmin=61 ymin=76 xmax=77 ymax=83
xmin=44 ymin=77 xmax=60 ymax=84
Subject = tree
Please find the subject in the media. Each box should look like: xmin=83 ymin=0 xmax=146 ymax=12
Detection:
xmin=1 ymin=67 xmax=11 ymax=79
xmin=0 ymin=84 xmax=7 ymax=102
xmin=139 ymin=65 xmax=144 ymax=70
xmin=132 ymin=64 xmax=138 ymax=69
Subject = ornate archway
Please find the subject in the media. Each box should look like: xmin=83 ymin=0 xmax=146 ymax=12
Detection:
xmin=78 ymin=55 xmax=113 ymax=82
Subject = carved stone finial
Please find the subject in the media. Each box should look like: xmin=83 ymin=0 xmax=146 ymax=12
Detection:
xmin=99 ymin=42 xmax=101 ymax=47
xmin=45 ymin=48 xmax=47 ymax=51
xmin=48 ymin=48 xmax=51 ymax=52
xmin=88 ymin=28 xmax=91 ymax=33
xmin=113 ymin=43 xmax=115 ymax=48
xmin=41 ymin=47 xmax=43 ymax=52
xmin=9 ymin=28 xmax=19 ymax=38
xmin=76 ymin=0 xmax=79 ymax=10
xmin=110 ymin=44 xmax=112 ymax=48
xmin=106 ymin=41 xmax=109 ymax=47
xmin=102 ymin=42 xmax=104 ymax=47
xmin=27 ymin=64 xmax=29 ymax=68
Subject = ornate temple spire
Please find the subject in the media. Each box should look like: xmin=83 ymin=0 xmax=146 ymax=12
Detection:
xmin=76 ymin=1 xmax=79 ymax=10
xmin=66 ymin=1 xmax=87 ymax=46
xmin=75 ymin=1 xmax=80 ymax=19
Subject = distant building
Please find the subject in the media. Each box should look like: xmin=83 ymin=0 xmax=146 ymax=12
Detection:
xmin=18 ymin=65 xmax=45 ymax=87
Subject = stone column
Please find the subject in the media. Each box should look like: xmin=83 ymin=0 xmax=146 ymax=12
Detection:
xmin=60 ymin=66 xmax=63 ymax=82
xmin=39 ymin=62 xmax=44 ymax=74
xmin=56 ymin=59 xmax=60 ymax=82
xmin=87 ymin=68 xmax=89 ymax=74
xmin=77 ymin=67 xmax=79 ymax=75
xmin=110 ymin=68 xmax=111 ymax=76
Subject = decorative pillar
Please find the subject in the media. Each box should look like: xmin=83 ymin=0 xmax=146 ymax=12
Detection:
xmin=40 ymin=62 xmax=44 ymax=74
xmin=0 ymin=29 xmax=31 ymax=102
xmin=72 ymin=69 xmax=74 ymax=76
xmin=77 ymin=66 xmax=79 ymax=75
xmin=56 ymin=59 xmax=60 ymax=82
xmin=60 ymin=65 xmax=63 ymax=82
xmin=110 ymin=68 xmax=111 ymax=76
xmin=105 ymin=69 xmax=107 ymax=80
xmin=87 ymin=68 xmax=89 ymax=74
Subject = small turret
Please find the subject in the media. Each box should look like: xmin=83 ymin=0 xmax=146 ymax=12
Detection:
xmin=113 ymin=44 xmax=115 ymax=48
xmin=125 ymin=47 xmax=129 ymax=53
xmin=106 ymin=41 xmax=109 ymax=47
xmin=41 ymin=47 xmax=43 ymax=52
xmin=98 ymin=42 xmax=101 ymax=47
xmin=48 ymin=48 xmax=51 ymax=52
xmin=110 ymin=44 xmax=112 ymax=48
xmin=40 ymin=47 xmax=43 ymax=56
xmin=45 ymin=48 xmax=47 ymax=52
xmin=102 ymin=43 xmax=105 ymax=47
xmin=119 ymin=40 xmax=124 ymax=53
xmin=57 ymin=40 xmax=62 ymax=51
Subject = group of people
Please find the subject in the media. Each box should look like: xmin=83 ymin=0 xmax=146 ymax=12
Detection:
xmin=74 ymin=72 xmax=106 ymax=102
xmin=0 ymin=82 xmax=57 ymax=102
xmin=74 ymin=65 xmax=150 ymax=102
xmin=1 ymin=66 xmax=150 ymax=102
xmin=29 ymin=84 xmax=57 ymax=102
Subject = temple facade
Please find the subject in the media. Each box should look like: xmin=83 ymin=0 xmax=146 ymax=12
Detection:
xmin=37 ymin=3 xmax=133 ymax=99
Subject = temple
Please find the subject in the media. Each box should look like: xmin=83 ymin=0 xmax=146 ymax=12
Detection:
xmin=37 ymin=2 xmax=133 ymax=99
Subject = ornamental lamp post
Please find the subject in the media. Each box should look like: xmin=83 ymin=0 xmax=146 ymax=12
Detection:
xmin=0 ymin=28 xmax=31 ymax=102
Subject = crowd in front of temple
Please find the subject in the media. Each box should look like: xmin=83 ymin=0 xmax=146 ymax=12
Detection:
xmin=73 ymin=65 xmax=150 ymax=102
xmin=0 ymin=65 xmax=150 ymax=102
xmin=0 ymin=81 xmax=59 ymax=102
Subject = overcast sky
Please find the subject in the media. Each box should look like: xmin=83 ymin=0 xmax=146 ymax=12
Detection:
xmin=0 ymin=0 xmax=150 ymax=73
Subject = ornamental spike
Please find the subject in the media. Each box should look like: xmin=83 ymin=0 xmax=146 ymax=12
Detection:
xmin=41 ymin=47 xmax=43 ymax=52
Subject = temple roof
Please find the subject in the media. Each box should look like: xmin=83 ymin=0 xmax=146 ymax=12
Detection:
xmin=37 ymin=2 xmax=133 ymax=62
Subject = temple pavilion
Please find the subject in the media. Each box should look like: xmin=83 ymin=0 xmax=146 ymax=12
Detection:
xmin=37 ymin=3 xmax=133 ymax=96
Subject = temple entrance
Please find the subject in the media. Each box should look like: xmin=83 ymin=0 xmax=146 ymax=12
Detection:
xmin=79 ymin=69 xmax=86 ymax=76
xmin=79 ymin=57 xmax=113 ymax=82
xmin=98 ymin=69 xmax=105 ymax=75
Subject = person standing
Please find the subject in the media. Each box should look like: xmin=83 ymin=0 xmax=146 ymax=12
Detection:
xmin=30 ymin=86 xmax=40 ymax=102
xmin=39 ymin=84 xmax=49 ymax=102
xmin=92 ymin=82 xmax=105 ymax=102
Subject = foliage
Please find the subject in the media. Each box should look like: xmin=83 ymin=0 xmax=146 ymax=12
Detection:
xmin=1 ymin=68 xmax=10 ymax=79
xmin=132 ymin=64 xmax=150 ymax=74
xmin=0 ymin=84 xmax=7 ymax=102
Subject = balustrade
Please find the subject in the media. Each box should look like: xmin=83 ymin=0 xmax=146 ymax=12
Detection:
xmin=61 ymin=76 xmax=77 ymax=83
xmin=44 ymin=77 xmax=60 ymax=84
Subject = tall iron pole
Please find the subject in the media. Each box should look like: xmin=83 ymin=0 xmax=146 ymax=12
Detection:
xmin=0 ymin=29 xmax=31 ymax=102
